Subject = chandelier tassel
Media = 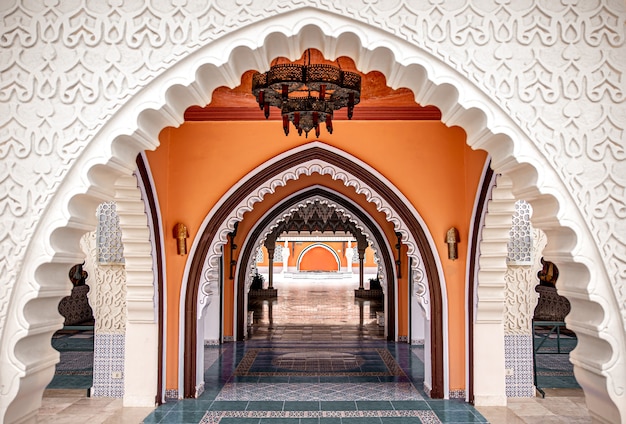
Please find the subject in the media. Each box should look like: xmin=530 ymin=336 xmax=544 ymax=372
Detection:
xmin=326 ymin=115 xmax=333 ymax=134
xmin=257 ymin=91 xmax=265 ymax=110
xmin=283 ymin=115 xmax=289 ymax=136
xmin=348 ymin=93 xmax=355 ymax=119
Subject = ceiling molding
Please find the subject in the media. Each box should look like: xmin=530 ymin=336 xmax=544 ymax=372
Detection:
xmin=184 ymin=105 xmax=442 ymax=121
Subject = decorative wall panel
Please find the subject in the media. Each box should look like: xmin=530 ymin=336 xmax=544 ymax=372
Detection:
xmin=504 ymin=334 xmax=534 ymax=398
xmin=504 ymin=229 xmax=546 ymax=335
xmin=507 ymin=201 xmax=533 ymax=265
xmin=80 ymin=231 xmax=127 ymax=398
xmin=96 ymin=202 xmax=125 ymax=265
xmin=504 ymin=228 xmax=547 ymax=397
xmin=92 ymin=333 xmax=126 ymax=398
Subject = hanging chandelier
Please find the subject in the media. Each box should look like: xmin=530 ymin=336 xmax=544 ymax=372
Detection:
xmin=251 ymin=50 xmax=361 ymax=137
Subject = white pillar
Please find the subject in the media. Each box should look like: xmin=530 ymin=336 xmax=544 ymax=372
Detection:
xmin=125 ymin=322 xmax=158 ymax=405
xmin=345 ymin=241 xmax=354 ymax=273
xmin=281 ymin=240 xmax=290 ymax=274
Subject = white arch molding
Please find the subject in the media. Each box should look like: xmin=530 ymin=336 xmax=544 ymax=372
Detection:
xmin=187 ymin=150 xmax=435 ymax=321
xmin=2 ymin=9 xmax=623 ymax=424
xmin=296 ymin=243 xmax=341 ymax=271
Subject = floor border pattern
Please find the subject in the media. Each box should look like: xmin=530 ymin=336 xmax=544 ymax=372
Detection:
xmin=200 ymin=409 xmax=441 ymax=423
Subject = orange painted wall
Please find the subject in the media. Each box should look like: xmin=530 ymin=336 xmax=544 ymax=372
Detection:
xmin=298 ymin=246 xmax=339 ymax=271
xmin=258 ymin=243 xmax=377 ymax=268
xmin=146 ymin=119 xmax=487 ymax=392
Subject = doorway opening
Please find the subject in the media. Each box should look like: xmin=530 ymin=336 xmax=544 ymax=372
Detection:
xmin=247 ymin=273 xmax=385 ymax=342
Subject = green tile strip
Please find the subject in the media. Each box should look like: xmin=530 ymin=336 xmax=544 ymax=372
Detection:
xmin=199 ymin=409 xmax=440 ymax=423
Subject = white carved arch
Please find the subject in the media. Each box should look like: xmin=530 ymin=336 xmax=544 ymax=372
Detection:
xmin=296 ymin=243 xmax=342 ymax=271
xmin=3 ymin=9 xmax=623 ymax=423
xmin=241 ymin=191 xmax=430 ymax=300
xmin=244 ymin=193 xmax=388 ymax=295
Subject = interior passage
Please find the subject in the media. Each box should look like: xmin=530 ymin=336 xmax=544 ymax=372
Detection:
xmin=248 ymin=277 xmax=384 ymax=341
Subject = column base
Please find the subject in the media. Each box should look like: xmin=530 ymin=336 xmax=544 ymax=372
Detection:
xmin=354 ymin=288 xmax=383 ymax=298
xmin=248 ymin=288 xmax=277 ymax=297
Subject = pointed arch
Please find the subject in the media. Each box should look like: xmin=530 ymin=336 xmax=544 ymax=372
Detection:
xmin=182 ymin=145 xmax=446 ymax=398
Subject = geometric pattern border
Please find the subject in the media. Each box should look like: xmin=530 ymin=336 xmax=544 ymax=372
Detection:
xmin=233 ymin=348 xmax=405 ymax=377
xmin=200 ymin=409 xmax=441 ymax=424
xmin=215 ymin=382 xmax=423 ymax=401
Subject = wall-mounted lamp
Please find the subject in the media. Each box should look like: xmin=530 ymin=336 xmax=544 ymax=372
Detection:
xmin=174 ymin=222 xmax=189 ymax=255
xmin=445 ymin=227 xmax=459 ymax=260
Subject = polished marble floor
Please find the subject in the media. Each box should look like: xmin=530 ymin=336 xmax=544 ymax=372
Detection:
xmin=248 ymin=275 xmax=384 ymax=326
xmin=38 ymin=278 xmax=591 ymax=423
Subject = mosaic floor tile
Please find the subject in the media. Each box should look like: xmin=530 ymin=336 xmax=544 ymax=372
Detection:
xmin=215 ymin=382 xmax=423 ymax=401
xmin=233 ymin=348 xmax=404 ymax=377
xmin=55 ymin=351 xmax=93 ymax=373
xmin=199 ymin=410 xmax=440 ymax=424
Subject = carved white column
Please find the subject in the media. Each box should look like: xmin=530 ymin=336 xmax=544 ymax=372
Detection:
xmin=474 ymin=175 xmax=514 ymax=406
xmin=81 ymin=207 xmax=128 ymax=399
xmin=345 ymin=241 xmax=354 ymax=273
xmin=504 ymin=226 xmax=546 ymax=397
xmin=116 ymin=174 xmax=158 ymax=407
xmin=281 ymin=240 xmax=290 ymax=274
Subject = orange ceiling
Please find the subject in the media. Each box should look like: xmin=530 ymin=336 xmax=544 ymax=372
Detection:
xmin=184 ymin=50 xmax=441 ymax=121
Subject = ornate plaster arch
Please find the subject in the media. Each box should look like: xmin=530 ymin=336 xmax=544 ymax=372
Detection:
xmin=244 ymin=193 xmax=388 ymax=290
xmin=296 ymin=243 xmax=341 ymax=272
xmin=185 ymin=146 xmax=444 ymax=398
xmin=232 ymin=188 xmax=396 ymax=328
xmin=2 ymin=5 xmax=624 ymax=423
xmin=189 ymin=143 xmax=435 ymax=319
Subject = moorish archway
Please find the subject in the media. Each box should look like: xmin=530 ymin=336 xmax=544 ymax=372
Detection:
xmin=183 ymin=145 xmax=446 ymax=398
xmin=4 ymin=7 xmax=624 ymax=423
xmin=234 ymin=188 xmax=399 ymax=342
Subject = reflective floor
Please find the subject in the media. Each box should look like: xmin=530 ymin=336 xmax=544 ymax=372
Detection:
xmin=247 ymin=276 xmax=384 ymax=342
xmin=138 ymin=340 xmax=482 ymax=423
xmin=37 ymin=278 xmax=591 ymax=423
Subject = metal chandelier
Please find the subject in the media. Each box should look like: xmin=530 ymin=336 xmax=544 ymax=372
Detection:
xmin=251 ymin=50 xmax=361 ymax=138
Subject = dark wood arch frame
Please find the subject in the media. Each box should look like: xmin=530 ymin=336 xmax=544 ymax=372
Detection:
xmin=235 ymin=188 xmax=396 ymax=343
xmin=183 ymin=146 xmax=444 ymax=398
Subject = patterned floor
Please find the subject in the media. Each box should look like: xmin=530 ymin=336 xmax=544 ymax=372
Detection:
xmin=140 ymin=340 xmax=488 ymax=423
xmin=43 ymin=279 xmax=582 ymax=423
